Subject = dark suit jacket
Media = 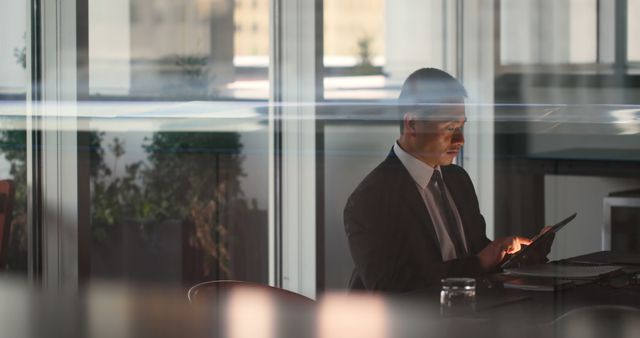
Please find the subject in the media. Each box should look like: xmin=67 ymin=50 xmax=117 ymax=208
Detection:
xmin=344 ymin=149 xmax=491 ymax=292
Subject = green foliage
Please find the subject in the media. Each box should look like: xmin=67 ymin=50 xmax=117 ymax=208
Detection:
xmin=142 ymin=131 xmax=245 ymax=218
xmin=141 ymin=131 xmax=247 ymax=278
xmin=0 ymin=123 xmax=247 ymax=278
xmin=0 ymin=126 xmax=26 ymax=215
xmin=14 ymin=33 xmax=27 ymax=69
xmin=0 ymin=118 xmax=28 ymax=271
xmin=89 ymin=131 xmax=110 ymax=178
xmin=90 ymin=134 xmax=147 ymax=242
xmin=90 ymin=131 xmax=247 ymax=278
xmin=13 ymin=48 xmax=26 ymax=69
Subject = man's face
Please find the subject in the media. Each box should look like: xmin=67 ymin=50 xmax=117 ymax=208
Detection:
xmin=405 ymin=101 xmax=466 ymax=167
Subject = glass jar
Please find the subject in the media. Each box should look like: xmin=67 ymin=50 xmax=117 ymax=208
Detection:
xmin=440 ymin=277 xmax=476 ymax=316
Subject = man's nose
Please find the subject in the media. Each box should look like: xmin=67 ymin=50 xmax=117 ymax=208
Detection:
xmin=452 ymin=129 xmax=464 ymax=145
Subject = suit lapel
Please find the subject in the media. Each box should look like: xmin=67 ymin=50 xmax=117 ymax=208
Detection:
xmin=384 ymin=150 xmax=442 ymax=257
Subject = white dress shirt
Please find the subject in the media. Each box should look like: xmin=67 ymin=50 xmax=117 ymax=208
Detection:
xmin=393 ymin=142 xmax=469 ymax=260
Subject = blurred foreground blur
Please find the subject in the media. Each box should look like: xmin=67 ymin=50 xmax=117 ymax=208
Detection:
xmin=1 ymin=277 xmax=639 ymax=338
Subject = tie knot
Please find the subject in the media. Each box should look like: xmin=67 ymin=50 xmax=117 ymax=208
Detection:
xmin=431 ymin=170 xmax=443 ymax=184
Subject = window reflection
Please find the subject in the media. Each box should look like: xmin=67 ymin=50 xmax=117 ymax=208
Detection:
xmin=0 ymin=0 xmax=28 ymax=275
xmin=320 ymin=0 xmax=640 ymax=293
xmin=89 ymin=0 xmax=268 ymax=100
xmin=88 ymin=126 xmax=268 ymax=284
xmin=629 ymin=0 xmax=640 ymax=62
xmin=87 ymin=0 xmax=269 ymax=286
xmin=501 ymin=0 xmax=598 ymax=65
xmin=322 ymin=0 xmax=461 ymax=99
xmin=324 ymin=0 xmax=388 ymax=100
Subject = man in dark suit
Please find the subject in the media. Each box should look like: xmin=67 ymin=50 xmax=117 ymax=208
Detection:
xmin=344 ymin=68 xmax=550 ymax=292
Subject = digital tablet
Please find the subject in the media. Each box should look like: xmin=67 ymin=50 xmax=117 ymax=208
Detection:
xmin=501 ymin=212 xmax=577 ymax=269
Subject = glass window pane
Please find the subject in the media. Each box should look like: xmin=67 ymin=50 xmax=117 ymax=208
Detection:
xmin=323 ymin=0 xmax=387 ymax=100
xmin=629 ymin=0 xmax=640 ymax=62
xmin=90 ymin=0 xmax=268 ymax=100
xmin=87 ymin=0 xmax=270 ymax=286
xmin=323 ymin=0 xmax=448 ymax=100
xmin=322 ymin=0 xmax=450 ymax=290
xmin=496 ymin=0 xmax=640 ymax=265
xmin=326 ymin=0 xmax=640 ymax=296
xmin=0 ymin=0 xmax=28 ymax=276
xmin=501 ymin=0 xmax=597 ymax=65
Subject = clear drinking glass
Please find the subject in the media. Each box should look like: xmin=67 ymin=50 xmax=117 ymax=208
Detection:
xmin=440 ymin=278 xmax=476 ymax=316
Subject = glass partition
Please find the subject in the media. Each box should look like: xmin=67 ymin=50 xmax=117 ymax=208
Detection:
xmin=630 ymin=0 xmax=640 ymax=63
xmin=320 ymin=0 xmax=640 ymax=293
xmin=495 ymin=0 xmax=640 ymax=261
xmin=86 ymin=0 xmax=270 ymax=286
xmin=321 ymin=0 xmax=453 ymax=290
xmin=323 ymin=0 xmax=451 ymax=101
xmin=323 ymin=0 xmax=386 ymax=100
xmin=0 ymin=0 xmax=28 ymax=276
xmin=5 ymin=0 xmax=640 ymax=305
xmin=500 ymin=0 xmax=597 ymax=66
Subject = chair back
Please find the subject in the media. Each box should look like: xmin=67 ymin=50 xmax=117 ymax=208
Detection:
xmin=188 ymin=280 xmax=315 ymax=337
xmin=0 ymin=180 xmax=14 ymax=269
xmin=188 ymin=280 xmax=314 ymax=306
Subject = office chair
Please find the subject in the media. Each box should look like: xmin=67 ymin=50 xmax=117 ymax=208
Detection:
xmin=188 ymin=280 xmax=314 ymax=306
xmin=188 ymin=280 xmax=314 ymax=337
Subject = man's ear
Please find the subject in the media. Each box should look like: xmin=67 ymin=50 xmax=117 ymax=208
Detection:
xmin=403 ymin=113 xmax=417 ymax=135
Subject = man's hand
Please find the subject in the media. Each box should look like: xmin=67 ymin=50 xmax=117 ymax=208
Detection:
xmin=477 ymin=236 xmax=532 ymax=271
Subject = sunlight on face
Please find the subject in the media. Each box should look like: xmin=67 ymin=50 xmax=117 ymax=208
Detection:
xmin=405 ymin=101 xmax=466 ymax=167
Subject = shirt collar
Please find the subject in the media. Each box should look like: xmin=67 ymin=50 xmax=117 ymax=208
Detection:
xmin=393 ymin=141 xmax=440 ymax=190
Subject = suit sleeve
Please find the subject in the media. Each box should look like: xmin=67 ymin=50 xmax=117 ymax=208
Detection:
xmin=344 ymin=193 xmax=424 ymax=292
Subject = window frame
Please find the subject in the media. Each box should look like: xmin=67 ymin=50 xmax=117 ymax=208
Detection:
xmin=269 ymin=0 xmax=323 ymax=298
xmin=25 ymin=0 xmax=501 ymax=296
xmin=27 ymin=0 xmax=83 ymax=290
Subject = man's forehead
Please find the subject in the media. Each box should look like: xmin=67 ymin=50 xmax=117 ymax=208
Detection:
xmin=411 ymin=100 xmax=466 ymax=121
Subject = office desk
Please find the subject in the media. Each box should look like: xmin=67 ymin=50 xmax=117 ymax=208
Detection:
xmin=480 ymin=281 xmax=640 ymax=320
xmin=387 ymin=276 xmax=640 ymax=338
xmin=404 ymin=279 xmax=640 ymax=318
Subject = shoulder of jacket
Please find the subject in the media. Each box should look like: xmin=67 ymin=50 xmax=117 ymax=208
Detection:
xmin=443 ymin=163 xmax=469 ymax=177
xmin=349 ymin=158 xmax=399 ymax=198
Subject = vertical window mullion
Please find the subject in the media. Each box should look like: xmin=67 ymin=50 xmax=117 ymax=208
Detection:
xmin=269 ymin=0 xmax=321 ymax=298
xmin=27 ymin=0 xmax=80 ymax=292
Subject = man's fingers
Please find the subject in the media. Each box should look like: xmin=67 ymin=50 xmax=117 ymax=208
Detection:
xmin=503 ymin=236 xmax=532 ymax=254
xmin=498 ymin=232 xmax=553 ymax=265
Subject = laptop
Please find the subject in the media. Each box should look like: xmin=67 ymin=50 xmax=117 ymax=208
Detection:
xmin=563 ymin=251 xmax=640 ymax=266
xmin=501 ymin=213 xmax=578 ymax=269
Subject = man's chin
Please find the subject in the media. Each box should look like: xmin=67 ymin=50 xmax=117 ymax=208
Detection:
xmin=441 ymin=153 xmax=458 ymax=165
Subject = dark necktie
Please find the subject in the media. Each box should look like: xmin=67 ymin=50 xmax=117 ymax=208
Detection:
xmin=431 ymin=170 xmax=467 ymax=257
